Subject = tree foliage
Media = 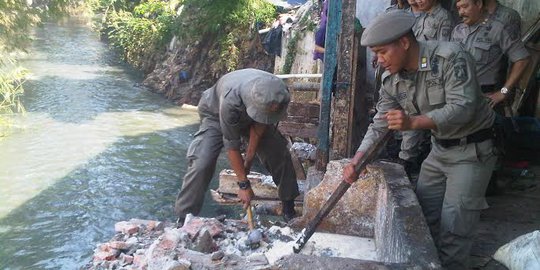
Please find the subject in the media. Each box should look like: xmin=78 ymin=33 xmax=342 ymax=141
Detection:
xmin=0 ymin=0 xmax=40 ymax=50
xmin=0 ymin=0 xmax=79 ymax=134
xmin=104 ymin=0 xmax=176 ymax=70
xmin=99 ymin=0 xmax=276 ymax=72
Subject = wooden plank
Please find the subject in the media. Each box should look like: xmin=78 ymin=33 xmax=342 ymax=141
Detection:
xmin=330 ymin=0 xmax=356 ymax=160
xmin=218 ymin=170 xmax=280 ymax=199
xmin=278 ymin=122 xmax=318 ymax=138
xmin=286 ymin=136 xmax=307 ymax=180
xmin=286 ymin=102 xmax=320 ymax=124
xmin=210 ymin=189 xmax=303 ymax=216
xmin=350 ymin=28 xmax=370 ymax=156
xmin=275 ymin=74 xmax=322 ymax=79
xmin=216 ymin=169 xmax=305 ymax=200
xmin=316 ymin=0 xmax=341 ymax=171
xmin=290 ymin=82 xmax=321 ymax=92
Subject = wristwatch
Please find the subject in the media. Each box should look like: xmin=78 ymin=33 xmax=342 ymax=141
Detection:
xmin=237 ymin=180 xmax=251 ymax=190
xmin=500 ymin=87 xmax=509 ymax=95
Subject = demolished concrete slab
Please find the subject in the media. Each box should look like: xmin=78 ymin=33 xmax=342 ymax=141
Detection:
xmin=89 ymin=160 xmax=441 ymax=269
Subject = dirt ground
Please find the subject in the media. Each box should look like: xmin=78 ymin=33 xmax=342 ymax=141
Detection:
xmin=471 ymin=162 xmax=540 ymax=269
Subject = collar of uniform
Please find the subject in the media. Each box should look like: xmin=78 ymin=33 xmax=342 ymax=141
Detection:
xmin=469 ymin=15 xmax=489 ymax=32
xmin=427 ymin=3 xmax=442 ymax=17
xmin=393 ymin=42 xmax=431 ymax=84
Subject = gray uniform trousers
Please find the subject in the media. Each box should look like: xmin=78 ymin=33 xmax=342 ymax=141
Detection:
xmin=174 ymin=117 xmax=299 ymax=219
xmin=416 ymin=138 xmax=496 ymax=270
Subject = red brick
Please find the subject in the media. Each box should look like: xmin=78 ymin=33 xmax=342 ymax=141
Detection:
xmin=120 ymin=254 xmax=134 ymax=264
xmin=93 ymin=250 xmax=117 ymax=261
xmin=115 ymin=221 xmax=139 ymax=235
xmin=179 ymin=217 xmax=223 ymax=239
xmin=109 ymin=241 xmax=129 ymax=250
xmin=133 ymin=254 xmax=147 ymax=268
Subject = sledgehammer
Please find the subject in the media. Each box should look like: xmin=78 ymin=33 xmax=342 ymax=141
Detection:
xmin=293 ymin=130 xmax=392 ymax=253
xmin=246 ymin=204 xmax=263 ymax=249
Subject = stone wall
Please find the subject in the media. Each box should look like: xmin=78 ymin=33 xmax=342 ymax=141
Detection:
xmin=300 ymin=159 xmax=440 ymax=268
xmin=373 ymin=161 xmax=440 ymax=268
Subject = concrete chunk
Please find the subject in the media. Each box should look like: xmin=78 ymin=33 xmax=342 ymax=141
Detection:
xmin=300 ymin=160 xmax=379 ymax=237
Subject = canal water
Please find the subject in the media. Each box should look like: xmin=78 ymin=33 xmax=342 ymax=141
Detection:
xmin=0 ymin=18 xmax=234 ymax=269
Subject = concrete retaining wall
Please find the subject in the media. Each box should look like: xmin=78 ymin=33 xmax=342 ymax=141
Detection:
xmin=374 ymin=161 xmax=441 ymax=269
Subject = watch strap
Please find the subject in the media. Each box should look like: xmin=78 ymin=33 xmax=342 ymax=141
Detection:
xmin=237 ymin=180 xmax=251 ymax=190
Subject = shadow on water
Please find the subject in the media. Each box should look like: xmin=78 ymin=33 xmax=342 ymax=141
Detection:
xmin=0 ymin=124 xmax=239 ymax=269
xmin=0 ymin=18 xmax=242 ymax=269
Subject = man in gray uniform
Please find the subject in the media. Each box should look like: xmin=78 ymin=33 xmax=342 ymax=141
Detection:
xmin=386 ymin=0 xmax=423 ymax=16
xmin=175 ymin=69 xmax=299 ymax=224
xmin=399 ymin=0 xmax=454 ymax=183
xmin=485 ymin=0 xmax=521 ymax=35
xmin=415 ymin=0 xmax=454 ymax=41
xmin=452 ymin=0 xmax=529 ymax=194
xmin=452 ymin=0 xmax=529 ymax=109
xmin=343 ymin=10 xmax=496 ymax=269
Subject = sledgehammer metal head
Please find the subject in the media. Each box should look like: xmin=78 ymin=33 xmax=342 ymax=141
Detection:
xmin=246 ymin=228 xmax=263 ymax=249
xmin=245 ymin=205 xmax=262 ymax=249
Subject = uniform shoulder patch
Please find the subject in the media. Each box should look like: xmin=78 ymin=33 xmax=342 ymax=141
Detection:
xmin=453 ymin=55 xmax=469 ymax=82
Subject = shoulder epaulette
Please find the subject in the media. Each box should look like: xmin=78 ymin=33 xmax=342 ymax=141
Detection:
xmin=434 ymin=42 xmax=461 ymax=59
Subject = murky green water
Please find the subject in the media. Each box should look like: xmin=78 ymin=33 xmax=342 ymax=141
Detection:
xmin=0 ymin=18 xmax=233 ymax=269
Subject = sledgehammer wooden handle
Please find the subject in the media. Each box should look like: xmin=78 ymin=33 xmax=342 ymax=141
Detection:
xmin=293 ymin=130 xmax=392 ymax=253
xmin=246 ymin=204 xmax=254 ymax=230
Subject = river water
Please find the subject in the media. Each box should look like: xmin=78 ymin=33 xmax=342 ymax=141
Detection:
xmin=0 ymin=18 xmax=233 ymax=269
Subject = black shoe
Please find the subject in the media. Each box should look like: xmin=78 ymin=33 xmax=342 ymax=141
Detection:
xmin=176 ymin=217 xmax=185 ymax=228
xmin=282 ymin=200 xmax=296 ymax=222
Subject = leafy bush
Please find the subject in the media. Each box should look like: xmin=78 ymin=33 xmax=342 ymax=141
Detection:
xmin=101 ymin=0 xmax=276 ymax=72
xmin=0 ymin=56 xmax=27 ymax=137
xmin=103 ymin=0 xmax=175 ymax=69
xmin=175 ymin=0 xmax=275 ymax=42
xmin=0 ymin=0 xmax=40 ymax=50
xmin=0 ymin=0 xmax=81 ymax=133
xmin=175 ymin=0 xmax=276 ymax=71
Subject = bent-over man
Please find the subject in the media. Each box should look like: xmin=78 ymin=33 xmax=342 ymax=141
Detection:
xmin=175 ymin=69 xmax=299 ymax=225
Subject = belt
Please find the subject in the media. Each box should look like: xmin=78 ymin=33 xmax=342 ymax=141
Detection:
xmin=434 ymin=128 xmax=493 ymax=148
xmin=481 ymin=84 xmax=496 ymax=93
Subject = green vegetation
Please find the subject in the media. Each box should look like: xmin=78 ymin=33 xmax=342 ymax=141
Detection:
xmin=101 ymin=0 xmax=176 ymax=70
xmin=0 ymin=0 xmax=37 ymax=136
xmin=0 ymin=57 xmax=27 ymax=137
xmin=282 ymin=32 xmax=300 ymax=75
xmin=0 ymin=0 xmax=278 ymax=133
xmin=281 ymin=9 xmax=316 ymax=74
xmin=0 ymin=0 xmax=81 ymax=135
xmin=98 ymin=0 xmax=276 ymax=71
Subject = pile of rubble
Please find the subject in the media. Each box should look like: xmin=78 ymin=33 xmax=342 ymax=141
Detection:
xmin=88 ymin=214 xmax=336 ymax=270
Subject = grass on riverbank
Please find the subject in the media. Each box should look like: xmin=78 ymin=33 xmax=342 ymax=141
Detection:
xmin=98 ymin=0 xmax=276 ymax=73
xmin=0 ymin=56 xmax=27 ymax=138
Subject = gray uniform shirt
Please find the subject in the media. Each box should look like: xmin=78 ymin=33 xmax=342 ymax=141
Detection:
xmin=413 ymin=4 xmax=454 ymax=41
xmin=197 ymin=68 xmax=279 ymax=150
xmin=491 ymin=2 xmax=521 ymax=38
xmin=451 ymin=17 xmax=529 ymax=86
xmin=357 ymin=41 xmax=495 ymax=153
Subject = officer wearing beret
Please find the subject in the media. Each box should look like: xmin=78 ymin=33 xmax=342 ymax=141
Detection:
xmin=343 ymin=10 xmax=496 ymax=269
xmin=175 ymin=69 xmax=299 ymax=224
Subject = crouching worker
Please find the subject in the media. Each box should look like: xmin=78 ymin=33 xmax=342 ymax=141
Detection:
xmin=175 ymin=68 xmax=299 ymax=226
xmin=343 ymin=10 xmax=496 ymax=269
